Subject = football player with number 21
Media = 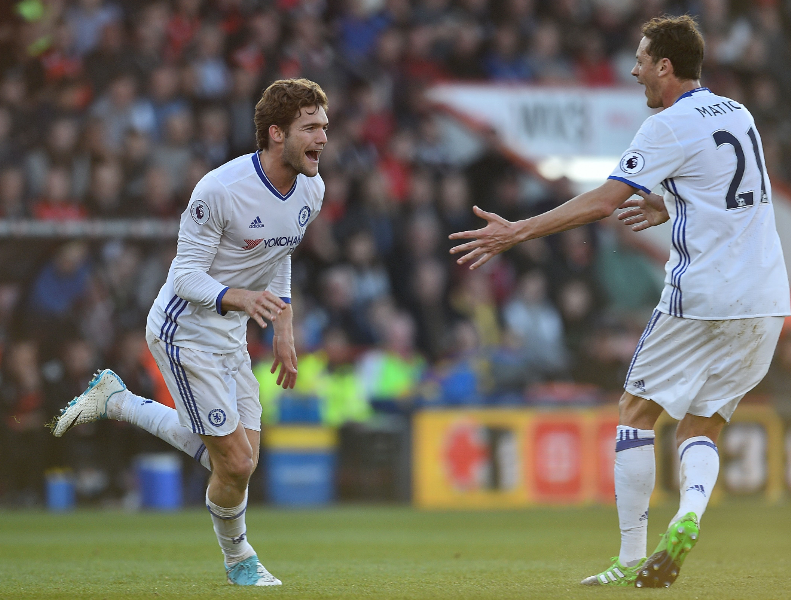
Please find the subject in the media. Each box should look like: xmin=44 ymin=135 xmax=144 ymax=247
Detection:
xmin=450 ymin=15 xmax=789 ymax=588
xmin=52 ymin=78 xmax=329 ymax=587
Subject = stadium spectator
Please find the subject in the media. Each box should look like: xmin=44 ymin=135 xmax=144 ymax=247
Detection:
xmin=27 ymin=241 xmax=92 ymax=340
xmin=147 ymin=64 xmax=190 ymax=139
xmin=358 ymin=310 xmax=425 ymax=405
xmin=140 ymin=165 xmax=179 ymax=217
xmin=85 ymin=160 xmax=124 ymax=217
xmin=0 ymin=340 xmax=47 ymax=505
xmin=193 ymin=105 xmax=230 ymax=167
xmin=90 ymin=72 xmax=156 ymax=152
xmin=0 ymin=104 xmax=16 ymax=167
xmin=151 ymin=109 xmax=194 ymax=194
xmin=32 ymin=166 xmax=86 ymax=220
xmin=187 ymin=23 xmax=232 ymax=100
xmin=407 ymin=257 xmax=452 ymax=361
xmin=0 ymin=165 xmax=27 ymax=218
xmin=228 ymin=67 xmax=259 ymax=156
xmin=120 ymin=130 xmax=152 ymax=201
xmin=502 ymin=270 xmax=568 ymax=379
xmin=65 ymin=0 xmax=123 ymax=57
xmin=84 ymin=22 xmax=135 ymax=96
xmin=482 ymin=24 xmax=533 ymax=81
xmin=25 ymin=116 xmax=91 ymax=202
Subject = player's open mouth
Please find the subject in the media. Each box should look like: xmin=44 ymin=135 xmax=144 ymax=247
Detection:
xmin=306 ymin=150 xmax=320 ymax=163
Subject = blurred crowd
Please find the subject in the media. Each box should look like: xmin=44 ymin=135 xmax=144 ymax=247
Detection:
xmin=2 ymin=0 xmax=791 ymax=505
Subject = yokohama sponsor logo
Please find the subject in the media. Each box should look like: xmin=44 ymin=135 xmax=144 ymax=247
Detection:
xmin=242 ymin=235 xmax=302 ymax=251
xmin=263 ymin=235 xmax=302 ymax=248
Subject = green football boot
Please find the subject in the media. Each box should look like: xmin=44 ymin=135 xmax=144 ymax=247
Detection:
xmin=580 ymin=557 xmax=646 ymax=586
xmin=635 ymin=512 xmax=699 ymax=588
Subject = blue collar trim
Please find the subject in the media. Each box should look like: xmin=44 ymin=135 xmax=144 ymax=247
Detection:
xmin=252 ymin=153 xmax=297 ymax=201
xmin=674 ymin=87 xmax=711 ymax=105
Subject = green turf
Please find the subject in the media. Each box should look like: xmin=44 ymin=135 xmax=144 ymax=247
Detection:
xmin=1 ymin=503 xmax=790 ymax=599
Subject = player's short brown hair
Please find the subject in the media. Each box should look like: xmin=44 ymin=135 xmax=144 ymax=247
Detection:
xmin=641 ymin=15 xmax=704 ymax=81
xmin=254 ymin=78 xmax=328 ymax=151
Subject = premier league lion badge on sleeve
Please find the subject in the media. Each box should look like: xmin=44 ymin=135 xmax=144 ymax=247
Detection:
xmin=190 ymin=199 xmax=211 ymax=225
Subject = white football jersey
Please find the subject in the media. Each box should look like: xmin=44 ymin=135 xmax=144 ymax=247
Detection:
xmin=147 ymin=152 xmax=324 ymax=353
xmin=610 ymin=87 xmax=790 ymax=319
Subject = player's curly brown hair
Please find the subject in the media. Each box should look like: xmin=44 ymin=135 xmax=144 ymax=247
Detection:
xmin=642 ymin=15 xmax=705 ymax=81
xmin=254 ymin=78 xmax=328 ymax=151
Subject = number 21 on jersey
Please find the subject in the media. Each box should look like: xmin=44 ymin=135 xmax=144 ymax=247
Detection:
xmin=712 ymin=126 xmax=769 ymax=210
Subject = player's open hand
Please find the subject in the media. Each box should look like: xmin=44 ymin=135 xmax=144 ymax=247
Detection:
xmin=449 ymin=206 xmax=521 ymax=270
xmin=271 ymin=312 xmax=298 ymax=389
xmin=222 ymin=288 xmax=286 ymax=328
xmin=618 ymin=190 xmax=669 ymax=231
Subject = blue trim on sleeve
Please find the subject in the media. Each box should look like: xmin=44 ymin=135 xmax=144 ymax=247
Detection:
xmin=280 ymin=297 xmax=291 ymax=304
xmin=216 ymin=287 xmax=229 ymax=315
xmin=608 ymin=175 xmax=652 ymax=195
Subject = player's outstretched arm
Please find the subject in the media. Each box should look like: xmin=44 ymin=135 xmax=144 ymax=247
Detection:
xmin=270 ymin=304 xmax=298 ymax=389
xmin=221 ymin=288 xmax=287 ymax=328
xmin=449 ymin=179 xmax=636 ymax=270
xmin=618 ymin=189 xmax=669 ymax=231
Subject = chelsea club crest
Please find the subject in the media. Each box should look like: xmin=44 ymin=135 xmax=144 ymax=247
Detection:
xmin=208 ymin=408 xmax=226 ymax=427
xmin=298 ymin=206 xmax=311 ymax=227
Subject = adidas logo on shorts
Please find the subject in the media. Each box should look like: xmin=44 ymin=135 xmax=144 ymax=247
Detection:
xmin=631 ymin=379 xmax=646 ymax=392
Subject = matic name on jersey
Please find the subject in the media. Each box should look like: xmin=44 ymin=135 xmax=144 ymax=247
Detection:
xmin=147 ymin=152 xmax=324 ymax=353
xmin=609 ymin=87 xmax=790 ymax=321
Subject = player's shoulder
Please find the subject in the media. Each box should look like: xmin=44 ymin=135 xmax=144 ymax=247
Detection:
xmin=297 ymin=171 xmax=326 ymax=202
xmin=635 ymin=110 xmax=678 ymax=144
xmin=206 ymin=153 xmax=259 ymax=188
xmin=662 ymin=88 xmax=752 ymax=125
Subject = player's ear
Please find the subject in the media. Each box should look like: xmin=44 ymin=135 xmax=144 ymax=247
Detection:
xmin=658 ymin=57 xmax=673 ymax=78
xmin=269 ymin=124 xmax=285 ymax=145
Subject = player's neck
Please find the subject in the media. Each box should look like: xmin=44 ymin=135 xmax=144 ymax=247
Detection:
xmin=664 ymin=79 xmax=703 ymax=108
xmin=257 ymin=150 xmax=298 ymax=196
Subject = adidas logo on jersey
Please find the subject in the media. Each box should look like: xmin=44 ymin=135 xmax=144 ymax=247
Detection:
xmin=249 ymin=216 xmax=265 ymax=228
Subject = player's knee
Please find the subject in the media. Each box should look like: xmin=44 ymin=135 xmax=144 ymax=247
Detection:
xmin=675 ymin=414 xmax=724 ymax=447
xmin=618 ymin=392 xmax=662 ymax=429
xmin=618 ymin=393 xmax=642 ymax=423
xmin=214 ymin=452 xmax=254 ymax=484
xmin=227 ymin=457 xmax=254 ymax=483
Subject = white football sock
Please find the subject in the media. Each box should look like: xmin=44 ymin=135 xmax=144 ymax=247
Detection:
xmin=206 ymin=488 xmax=256 ymax=567
xmin=671 ymin=436 xmax=719 ymax=525
xmin=614 ymin=425 xmax=656 ymax=566
xmin=110 ymin=391 xmax=211 ymax=471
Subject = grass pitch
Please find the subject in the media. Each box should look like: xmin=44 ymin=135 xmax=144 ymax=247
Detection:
xmin=1 ymin=503 xmax=789 ymax=599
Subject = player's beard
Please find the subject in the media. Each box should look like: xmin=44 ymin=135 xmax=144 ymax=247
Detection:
xmin=645 ymin=88 xmax=662 ymax=109
xmin=281 ymin=134 xmax=317 ymax=177
xmin=640 ymin=77 xmax=662 ymax=109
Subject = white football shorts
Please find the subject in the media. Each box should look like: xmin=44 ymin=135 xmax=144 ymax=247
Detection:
xmin=624 ymin=310 xmax=783 ymax=421
xmin=146 ymin=329 xmax=262 ymax=436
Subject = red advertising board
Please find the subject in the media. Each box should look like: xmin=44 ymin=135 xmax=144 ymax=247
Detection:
xmin=531 ymin=421 xmax=583 ymax=500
